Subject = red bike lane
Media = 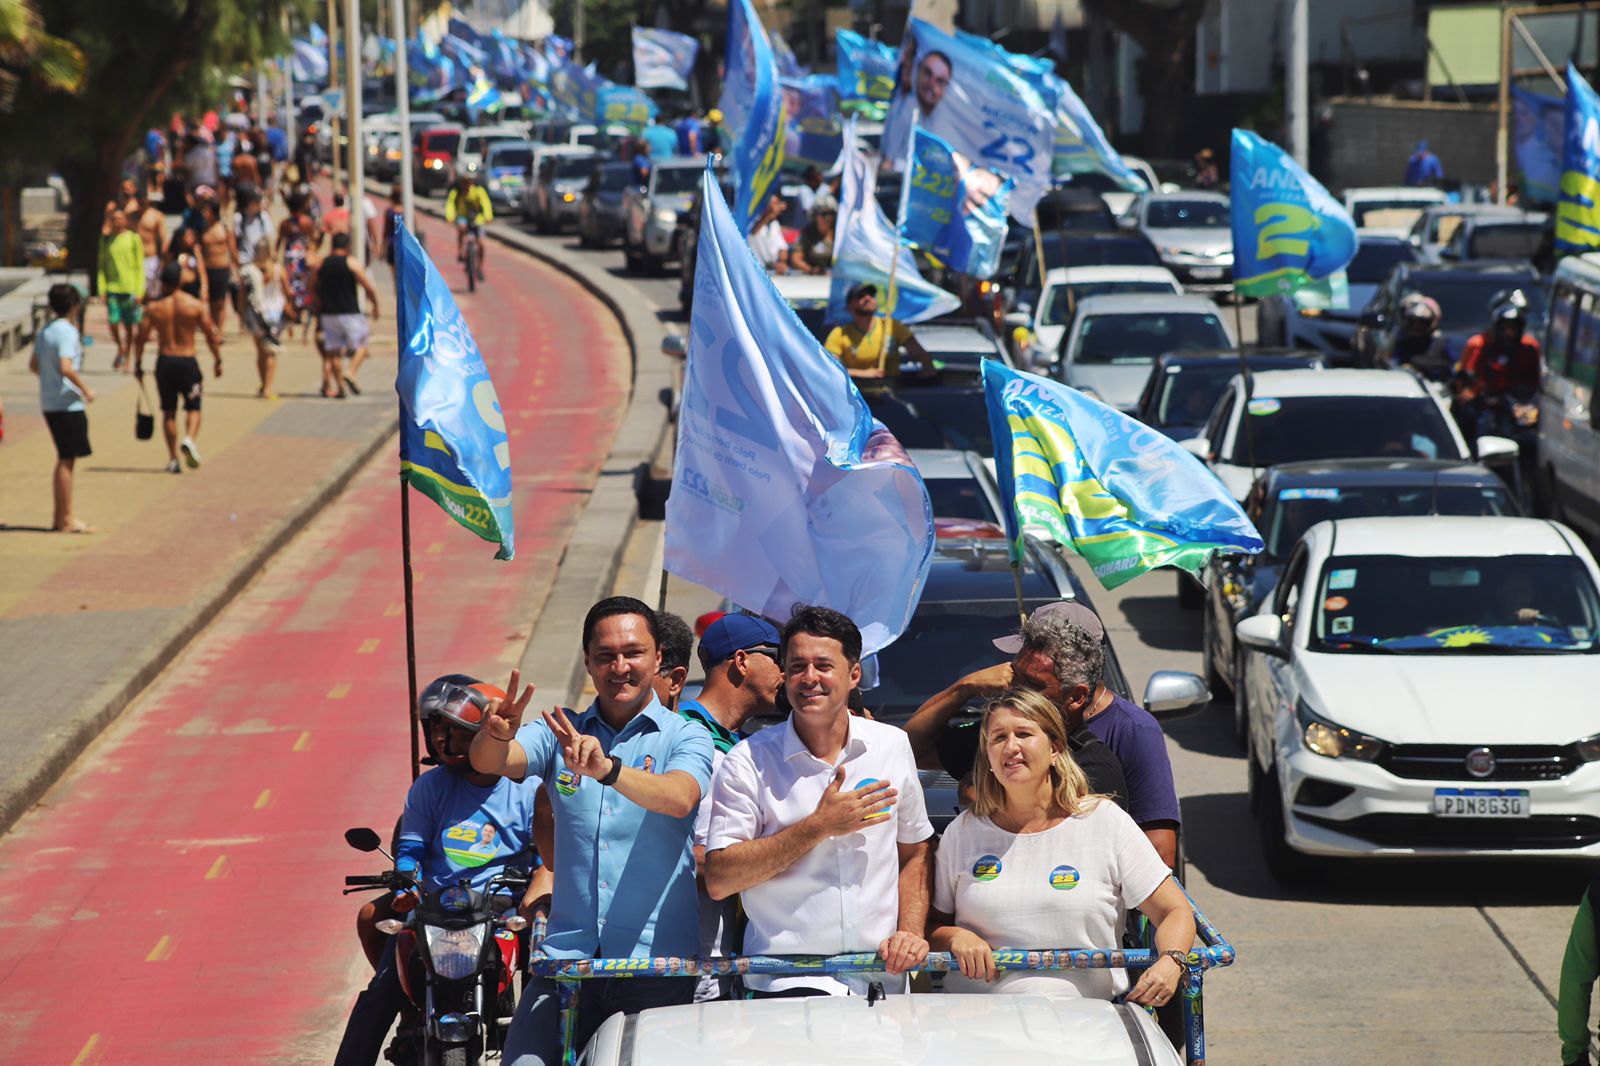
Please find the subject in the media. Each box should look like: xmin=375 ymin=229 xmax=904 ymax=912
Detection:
xmin=0 ymin=214 xmax=631 ymax=1062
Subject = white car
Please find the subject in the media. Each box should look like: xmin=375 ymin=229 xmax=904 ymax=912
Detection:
xmin=582 ymin=993 xmax=1183 ymax=1066
xmin=1128 ymin=191 xmax=1233 ymax=293
xmin=1180 ymin=368 xmax=1519 ymax=502
xmin=1056 ymin=293 xmax=1233 ymax=413
xmin=1341 ymin=185 xmax=1448 ymax=239
xmin=455 ymin=124 xmax=527 ymax=180
xmin=770 ymin=271 xmax=832 ymax=342
xmin=909 ymin=448 xmax=1003 ymax=528
xmin=1234 ymin=515 xmax=1600 ymax=880
xmin=1010 ymin=265 xmax=1182 ymax=367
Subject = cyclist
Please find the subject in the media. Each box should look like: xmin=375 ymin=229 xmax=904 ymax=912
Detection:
xmin=1387 ymin=293 xmax=1450 ymax=383
xmin=444 ymin=172 xmax=493 ymax=275
xmin=335 ymin=674 xmax=549 ymax=1066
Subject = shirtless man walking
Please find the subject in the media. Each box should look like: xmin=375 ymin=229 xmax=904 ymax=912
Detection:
xmin=135 ymin=189 xmax=167 ymax=301
xmin=133 ymin=262 xmax=222 ymax=473
xmin=197 ymin=199 xmax=236 ymax=334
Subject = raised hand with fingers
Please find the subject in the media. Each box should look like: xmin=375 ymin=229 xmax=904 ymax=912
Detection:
xmin=809 ymin=765 xmax=897 ymax=839
xmin=542 ymin=706 xmax=614 ymax=780
xmin=483 ymin=668 xmax=536 ymax=742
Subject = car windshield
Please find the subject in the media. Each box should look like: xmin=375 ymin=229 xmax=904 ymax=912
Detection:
xmin=1429 ymin=213 xmax=1468 ymax=243
xmin=1351 ymin=200 xmax=1431 ymax=229
xmin=924 ymin=478 xmax=998 ymax=523
xmin=1156 ymin=363 xmax=1244 ymax=427
xmin=555 ymin=156 xmax=592 ymax=179
xmin=872 ymin=600 xmax=1060 ymax=718
xmin=1266 ymin=484 xmax=1518 ymax=558
xmin=1146 ymin=200 xmax=1228 ymax=228
xmin=866 ymin=388 xmax=993 ymax=453
xmin=1065 ymin=171 xmax=1149 ymax=194
xmin=1029 ymin=236 xmax=1164 ymax=285
xmin=489 ymin=147 xmax=533 ymax=169
xmin=1040 ymin=281 xmax=1176 ymax=325
xmin=1232 ymin=395 xmax=1459 ymax=465
xmin=653 ymin=167 xmax=701 ymax=195
xmin=1346 ymin=242 xmax=1415 ymax=284
xmin=1310 ymin=554 xmax=1600 ymax=654
xmin=1407 ymin=276 xmax=1546 ymax=332
xmin=1075 ymin=312 xmax=1230 ymax=365
xmin=423 ymin=133 xmax=457 ymax=155
xmin=1466 ymin=224 xmax=1545 ymax=260
xmin=575 ymin=130 xmax=603 ymax=147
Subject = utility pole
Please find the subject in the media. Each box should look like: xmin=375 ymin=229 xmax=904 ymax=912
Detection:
xmin=575 ymin=0 xmax=585 ymax=63
xmin=393 ymin=0 xmax=415 ymax=231
xmin=346 ymin=0 xmax=365 ymax=261
xmin=1286 ymin=0 xmax=1309 ymax=167
xmin=328 ymin=0 xmax=342 ymax=187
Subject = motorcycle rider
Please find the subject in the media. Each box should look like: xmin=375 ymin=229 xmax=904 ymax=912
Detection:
xmin=334 ymin=675 xmax=551 ymax=1066
xmin=1387 ymin=293 xmax=1451 ymax=383
xmin=1454 ymin=291 xmax=1541 ymax=502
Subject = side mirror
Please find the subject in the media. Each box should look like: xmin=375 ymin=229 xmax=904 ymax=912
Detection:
xmin=1178 ymin=437 xmax=1211 ymax=461
xmin=1142 ymin=670 xmax=1212 ymax=718
xmin=1475 ymin=434 xmax=1519 ymax=463
xmin=1235 ymin=614 xmax=1288 ymax=658
xmin=660 ymin=334 xmax=688 ymax=359
xmin=345 ymin=827 xmax=383 ymax=853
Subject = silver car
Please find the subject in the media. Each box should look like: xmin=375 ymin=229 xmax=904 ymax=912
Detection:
xmin=1056 ymin=292 xmax=1234 ymax=413
xmin=622 ymin=157 xmax=705 ymax=273
xmin=1129 ymin=191 xmax=1234 ymax=293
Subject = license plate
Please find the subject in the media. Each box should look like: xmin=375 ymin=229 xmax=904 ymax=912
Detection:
xmin=1432 ymin=788 xmax=1530 ymax=818
xmin=1190 ymin=267 xmax=1224 ymax=280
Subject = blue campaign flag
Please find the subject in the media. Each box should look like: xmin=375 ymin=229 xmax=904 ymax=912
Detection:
xmin=1230 ymin=128 xmax=1357 ymax=299
xmin=545 ymin=35 xmax=574 ymax=61
xmin=632 ymin=26 xmax=699 ymax=91
xmin=882 ymin=19 xmax=1055 ymax=223
xmin=1558 ymin=63 xmax=1600 ymax=252
xmin=666 ymin=168 xmax=935 ymax=655
xmin=770 ymin=29 xmax=807 ymax=78
xmin=722 ymin=0 xmax=785 ymax=234
xmin=781 ymin=75 xmax=844 ymax=167
xmin=1045 ymin=74 xmax=1143 ymax=191
xmin=901 ymin=128 xmax=1013 ymax=279
xmin=393 ymin=224 xmax=516 ymax=560
xmin=829 ymin=134 xmax=961 ymax=325
xmin=487 ymin=30 xmax=526 ymax=85
xmin=835 ymin=29 xmax=897 ymax=106
xmin=1512 ymin=86 xmax=1563 ymax=205
xmin=309 ymin=22 xmax=327 ymax=46
xmin=440 ymin=31 xmax=488 ymax=74
xmin=466 ymin=75 xmax=503 ymax=122
xmin=407 ymin=35 xmax=456 ymax=104
xmin=447 ymin=17 xmax=485 ymax=47
xmin=291 ymin=38 xmax=330 ymax=85
xmin=983 ymin=362 xmax=1261 ymax=588
xmin=597 ymin=84 xmax=657 ymax=126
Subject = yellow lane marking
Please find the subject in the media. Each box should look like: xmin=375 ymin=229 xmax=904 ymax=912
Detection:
xmin=357 ymin=638 xmax=380 ymax=654
xmin=253 ymin=789 xmax=273 ymax=810
xmin=145 ymin=935 xmax=173 ymax=962
xmin=71 ymin=1034 xmax=101 ymax=1065
xmin=426 ymin=541 xmax=444 ymax=556
xmin=384 ymin=602 xmax=404 ymax=617
xmin=204 ymin=854 xmax=229 ymax=880
xmin=327 ymin=682 xmax=351 ymax=700
xmin=293 ymin=730 xmax=313 ymax=752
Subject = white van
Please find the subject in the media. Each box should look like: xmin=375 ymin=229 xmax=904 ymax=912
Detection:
xmin=1537 ymin=254 xmax=1600 ymax=536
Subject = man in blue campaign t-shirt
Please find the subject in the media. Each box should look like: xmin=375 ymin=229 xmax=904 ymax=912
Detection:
xmin=334 ymin=676 xmax=547 ymax=1066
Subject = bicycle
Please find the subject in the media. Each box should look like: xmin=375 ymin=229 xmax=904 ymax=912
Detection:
xmin=462 ymin=222 xmax=484 ymax=292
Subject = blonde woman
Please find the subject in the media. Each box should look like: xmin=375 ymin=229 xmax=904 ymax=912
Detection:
xmin=927 ymin=688 xmax=1195 ymax=1006
xmin=239 ymin=240 xmax=289 ymax=399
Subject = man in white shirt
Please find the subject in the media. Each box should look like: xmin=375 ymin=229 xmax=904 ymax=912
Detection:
xmin=705 ymin=606 xmax=934 ymax=996
xmin=747 ymin=193 xmax=790 ymax=274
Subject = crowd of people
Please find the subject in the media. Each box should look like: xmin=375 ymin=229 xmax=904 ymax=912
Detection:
xmin=333 ymin=593 xmax=1197 ymax=1066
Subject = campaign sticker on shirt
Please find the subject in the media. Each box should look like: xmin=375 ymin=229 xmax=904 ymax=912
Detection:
xmin=972 ymin=854 xmax=1002 ymax=881
xmin=1048 ymin=864 xmax=1080 ymax=891
xmin=635 ymin=755 xmax=655 ymax=774
xmin=853 ymin=778 xmax=891 ymax=820
xmin=555 ymin=767 xmax=580 ymax=796
xmin=442 ymin=819 xmax=501 ymax=868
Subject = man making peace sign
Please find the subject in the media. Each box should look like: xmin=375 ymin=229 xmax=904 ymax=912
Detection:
xmin=471 ymin=596 xmax=714 ymax=1066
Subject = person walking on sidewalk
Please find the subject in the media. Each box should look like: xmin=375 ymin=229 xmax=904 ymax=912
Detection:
xmin=28 ymin=284 xmax=95 ymax=533
xmin=98 ymin=209 xmax=147 ymax=371
xmin=133 ymin=262 xmax=222 ymax=473
xmin=309 ymin=232 xmax=380 ymax=399
xmin=197 ymin=199 xmax=236 ymax=334
xmin=134 ymin=189 xmax=167 ymax=302
xmin=240 ymin=240 xmax=290 ymax=399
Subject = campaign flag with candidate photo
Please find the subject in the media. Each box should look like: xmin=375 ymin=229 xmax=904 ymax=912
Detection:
xmin=984 ymin=362 xmax=1261 ymax=588
xmin=1512 ymin=86 xmax=1563 ymax=206
xmin=666 ymin=169 xmax=934 ymax=655
xmin=1045 ymin=74 xmax=1143 ymax=190
xmin=836 ymin=29 xmax=897 ymax=107
xmin=632 ymin=26 xmax=699 ymax=91
xmin=292 ymin=37 xmax=330 ymax=84
xmin=1558 ymin=63 xmax=1600 ymax=252
xmin=722 ymin=0 xmax=786 ymax=233
xmin=597 ymin=84 xmax=657 ymax=126
xmin=882 ymin=19 xmax=1055 ymax=222
xmin=394 ymin=224 xmax=516 ymax=560
xmin=901 ymin=128 xmax=1013 ymax=279
xmin=829 ymin=134 xmax=961 ymax=325
xmin=1230 ymin=128 xmax=1357 ymax=298
xmin=781 ymin=75 xmax=844 ymax=167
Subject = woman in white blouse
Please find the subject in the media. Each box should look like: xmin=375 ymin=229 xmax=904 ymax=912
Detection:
xmin=927 ymin=688 xmax=1196 ymax=1008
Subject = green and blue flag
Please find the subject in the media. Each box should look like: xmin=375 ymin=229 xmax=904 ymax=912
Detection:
xmin=1229 ymin=128 xmax=1357 ymax=298
xmin=1558 ymin=62 xmax=1600 ymax=252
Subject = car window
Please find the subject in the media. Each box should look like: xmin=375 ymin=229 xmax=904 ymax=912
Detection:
xmin=1430 ymin=213 xmax=1466 ymax=243
xmin=488 ymin=147 xmax=533 ymax=169
xmin=1467 ymin=223 xmax=1545 ymax=261
xmin=652 ymin=167 xmax=701 ymax=195
xmin=1206 ymin=386 xmax=1236 ymax=453
xmin=555 ymin=156 xmax=592 ymax=179
xmin=1041 ymin=282 xmax=1177 ymax=326
xmin=1350 ymin=201 xmax=1430 ymax=230
xmin=1145 ymin=200 xmax=1228 ymax=228
xmin=1346 ymin=241 xmax=1416 ymax=285
xmin=1406 ymin=275 xmax=1546 ymax=332
xmin=1309 ymin=554 xmax=1600 ymax=654
xmin=1273 ymin=542 xmax=1308 ymax=624
xmin=598 ymin=166 xmax=632 ymax=191
xmin=1265 ymin=484 xmax=1519 ymax=558
xmin=1074 ymin=312 xmax=1230 ymax=364
xmin=1573 ymin=291 xmax=1600 ymax=389
xmin=1157 ymin=363 xmax=1242 ymax=428
xmin=1546 ymin=284 xmax=1577 ymax=377
xmin=924 ymin=479 xmax=999 ymax=523
xmin=1230 ymin=395 xmax=1460 ymax=465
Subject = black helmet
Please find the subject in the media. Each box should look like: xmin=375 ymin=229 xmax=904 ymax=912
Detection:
xmin=419 ymin=674 xmax=505 ymax=735
xmin=1490 ymin=289 xmax=1529 ymax=330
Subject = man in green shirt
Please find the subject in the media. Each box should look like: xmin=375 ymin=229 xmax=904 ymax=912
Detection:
xmin=98 ymin=209 xmax=147 ymax=371
xmin=1561 ymin=872 xmax=1600 ymax=1065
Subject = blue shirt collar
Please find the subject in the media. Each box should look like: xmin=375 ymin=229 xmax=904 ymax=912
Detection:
xmin=574 ymin=693 xmax=671 ymax=742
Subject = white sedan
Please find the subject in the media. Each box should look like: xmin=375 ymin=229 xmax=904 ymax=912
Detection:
xmin=1234 ymin=515 xmax=1600 ymax=881
xmin=1180 ymin=368 xmax=1518 ymax=502
xmin=1008 ymin=265 xmax=1181 ymax=368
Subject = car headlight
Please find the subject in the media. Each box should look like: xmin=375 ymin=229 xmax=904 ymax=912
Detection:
xmin=1577 ymin=733 xmax=1600 ymax=762
xmin=427 ymin=158 xmax=444 ymax=170
xmin=1296 ymin=699 xmax=1386 ymax=761
xmin=425 ymin=923 xmax=487 ymax=980
xmin=562 ymin=191 xmax=576 ymax=202
xmin=654 ymin=208 xmax=678 ymax=225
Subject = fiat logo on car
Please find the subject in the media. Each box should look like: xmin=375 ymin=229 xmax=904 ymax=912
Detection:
xmin=1465 ymin=747 xmax=1496 ymax=779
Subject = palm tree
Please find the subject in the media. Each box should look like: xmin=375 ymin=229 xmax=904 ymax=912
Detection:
xmin=0 ymin=0 xmax=87 ymax=111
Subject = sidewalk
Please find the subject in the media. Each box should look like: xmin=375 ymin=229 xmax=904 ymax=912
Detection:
xmin=0 ymin=267 xmax=399 ymax=833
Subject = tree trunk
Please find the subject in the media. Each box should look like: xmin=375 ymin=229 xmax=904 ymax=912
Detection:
xmin=1138 ymin=31 xmax=1194 ymax=158
xmin=61 ymin=133 xmax=131 ymax=283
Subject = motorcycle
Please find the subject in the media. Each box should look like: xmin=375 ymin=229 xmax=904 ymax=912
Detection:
xmin=343 ymin=827 xmax=532 ymax=1066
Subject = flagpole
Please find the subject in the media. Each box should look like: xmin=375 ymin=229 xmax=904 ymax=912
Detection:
xmin=396 ymin=242 xmax=420 ymax=781
xmin=879 ymin=112 xmax=918 ymax=375
xmin=1010 ymin=560 xmax=1027 ymax=626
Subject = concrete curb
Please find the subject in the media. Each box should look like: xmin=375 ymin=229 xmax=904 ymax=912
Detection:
xmin=1 ymin=419 xmax=398 ymax=834
xmin=402 ymin=193 xmax=673 ymax=706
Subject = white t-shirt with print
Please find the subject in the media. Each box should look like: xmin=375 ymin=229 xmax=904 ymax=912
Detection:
xmin=932 ymin=800 xmax=1171 ymax=1000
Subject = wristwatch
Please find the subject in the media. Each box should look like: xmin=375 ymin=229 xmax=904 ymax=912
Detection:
xmin=598 ymin=755 xmax=623 ymax=787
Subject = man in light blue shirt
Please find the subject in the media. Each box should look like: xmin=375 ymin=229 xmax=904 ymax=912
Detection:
xmin=642 ymin=116 xmax=679 ymax=161
xmin=473 ymin=596 xmax=714 ymax=1066
xmin=29 ymin=284 xmax=95 ymax=533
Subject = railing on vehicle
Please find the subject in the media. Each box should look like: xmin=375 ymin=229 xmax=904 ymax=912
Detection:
xmin=528 ymin=884 xmax=1235 ymax=1066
